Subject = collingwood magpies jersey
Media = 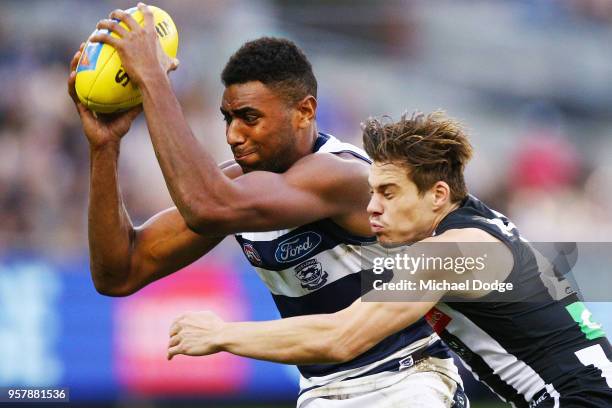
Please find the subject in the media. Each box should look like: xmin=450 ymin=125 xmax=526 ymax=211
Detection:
xmin=235 ymin=133 xmax=455 ymax=395
xmin=427 ymin=195 xmax=612 ymax=407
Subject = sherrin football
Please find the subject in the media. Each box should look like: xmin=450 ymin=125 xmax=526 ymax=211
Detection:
xmin=75 ymin=6 xmax=178 ymax=113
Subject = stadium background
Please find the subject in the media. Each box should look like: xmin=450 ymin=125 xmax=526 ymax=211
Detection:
xmin=1 ymin=0 xmax=611 ymax=406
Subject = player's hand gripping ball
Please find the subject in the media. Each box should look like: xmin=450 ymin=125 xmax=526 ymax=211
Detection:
xmin=75 ymin=5 xmax=178 ymax=113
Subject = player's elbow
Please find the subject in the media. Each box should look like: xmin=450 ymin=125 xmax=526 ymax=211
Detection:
xmin=325 ymin=340 xmax=365 ymax=363
xmin=92 ymin=278 xmax=137 ymax=297
xmin=183 ymin=212 xmax=215 ymax=234
xmin=184 ymin=211 xmax=227 ymax=235
xmin=183 ymin=203 xmax=247 ymax=236
xmin=90 ymin=265 xmax=138 ymax=297
xmin=325 ymin=331 xmax=367 ymax=363
xmin=302 ymin=339 xmax=354 ymax=364
xmin=95 ymin=286 xmax=128 ymax=297
xmin=177 ymin=185 xmax=244 ymax=235
xmin=327 ymin=345 xmax=357 ymax=363
xmin=331 ymin=328 xmax=376 ymax=363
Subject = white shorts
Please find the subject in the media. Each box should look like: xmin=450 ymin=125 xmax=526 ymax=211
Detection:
xmin=297 ymin=357 xmax=467 ymax=408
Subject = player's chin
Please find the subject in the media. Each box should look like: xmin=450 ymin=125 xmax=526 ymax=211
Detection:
xmin=375 ymin=233 xmax=393 ymax=245
xmin=376 ymin=233 xmax=408 ymax=247
xmin=235 ymin=153 xmax=261 ymax=172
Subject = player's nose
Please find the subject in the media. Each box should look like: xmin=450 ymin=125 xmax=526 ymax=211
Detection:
xmin=367 ymin=195 xmax=382 ymax=216
xmin=226 ymin=121 xmax=246 ymax=147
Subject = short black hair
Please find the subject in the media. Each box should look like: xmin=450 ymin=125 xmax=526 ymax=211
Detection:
xmin=221 ymin=37 xmax=317 ymax=104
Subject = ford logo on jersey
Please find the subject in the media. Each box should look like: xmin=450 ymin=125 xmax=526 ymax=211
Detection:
xmin=274 ymin=232 xmax=322 ymax=263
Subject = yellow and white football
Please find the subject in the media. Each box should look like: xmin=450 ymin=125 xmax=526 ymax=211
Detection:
xmin=75 ymin=5 xmax=178 ymax=113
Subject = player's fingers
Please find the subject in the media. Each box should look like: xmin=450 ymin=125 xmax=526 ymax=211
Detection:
xmin=96 ymin=19 xmax=129 ymax=38
xmin=138 ymin=3 xmax=154 ymax=29
xmin=67 ymin=71 xmax=79 ymax=103
xmin=77 ymin=104 xmax=92 ymax=120
xmin=89 ymin=32 xmax=119 ymax=49
xmin=125 ymin=105 xmax=143 ymax=121
xmin=167 ymin=345 xmax=182 ymax=360
xmin=67 ymin=70 xmax=76 ymax=88
xmin=168 ymin=58 xmax=180 ymax=73
xmin=70 ymin=50 xmax=81 ymax=72
xmin=109 ymin=9 xmax=140 ymax=32
xmin=67 ymin=72 xmax=95 ymax=119
xmin=75 ymin=101 xmax=97 ymax=123
xmin=169 ymin=321 xmax=181 ymax=337
xmin=168 ymin=334 xmax=180 ymax=348
xmin=79 ymin=42 xmax=85 ymax=51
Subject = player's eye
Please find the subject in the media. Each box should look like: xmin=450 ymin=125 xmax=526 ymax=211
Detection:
xmin=244 ymin=114 xmax=259 ymax=124
xmin=222 ymin=114 xmax=232 ymax=124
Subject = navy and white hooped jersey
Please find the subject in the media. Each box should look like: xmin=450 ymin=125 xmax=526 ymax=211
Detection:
xmin=428 ymin=195 xmax=612 ymax=407
xmin=235 ymin=133 xmax=455 ymax=392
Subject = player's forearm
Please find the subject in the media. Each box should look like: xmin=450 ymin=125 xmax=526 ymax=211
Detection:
xmin=214 ymin=302 xmax=429 ymax=366
xmin=218 ymin=315 xmax=348 ymax=365
xmin=139 ymin=73 xmax=230 ymax=229
xmin=88 ymin=143 xmax=135 ymax=294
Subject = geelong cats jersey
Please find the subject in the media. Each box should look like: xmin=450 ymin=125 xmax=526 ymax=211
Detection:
xmin=235 ymin=133 xmax=452 ymax=393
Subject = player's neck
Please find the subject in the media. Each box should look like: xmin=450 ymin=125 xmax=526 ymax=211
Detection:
xmin=301 ymin=124 xmax=319 ymax=156
xmin=282 ymin=125 xmax=319 ymax=169
xmin=429 ymin=201 xmax=461 ymax=237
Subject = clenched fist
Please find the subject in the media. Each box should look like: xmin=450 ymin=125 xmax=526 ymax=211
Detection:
xmin=167 ymin=311 xmax=226 ymax=360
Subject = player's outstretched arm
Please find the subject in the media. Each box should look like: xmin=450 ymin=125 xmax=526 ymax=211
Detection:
xmin=167 ymin=229 xmax=508 ymax=363
xmin=166 ymin=235 xmax=452 ymax=364
xmin=167 ymin=299 xmax=435 ymax=364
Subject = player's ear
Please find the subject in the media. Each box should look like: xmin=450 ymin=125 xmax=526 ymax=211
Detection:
xmin=295 ymin=95 xmax=317 ymax=129
xmin=431 ymin=181 xmax=451 ymax=210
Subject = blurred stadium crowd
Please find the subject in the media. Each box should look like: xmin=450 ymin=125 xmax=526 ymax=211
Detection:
xmin=0 ymin=0 xmax=611 ymax=405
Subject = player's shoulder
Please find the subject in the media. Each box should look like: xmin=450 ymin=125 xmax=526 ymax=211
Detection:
xmin=425 ymin=227 xmax=501 ymax=244
xmin=287 ymin=150 xmax=369 ymax=186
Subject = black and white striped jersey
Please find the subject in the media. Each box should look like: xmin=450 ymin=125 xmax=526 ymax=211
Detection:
xmin=427 ymin=195 xmax=612 ymax=407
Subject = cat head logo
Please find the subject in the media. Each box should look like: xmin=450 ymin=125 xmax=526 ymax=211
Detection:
xmin=294 ymin=259 xmax=328 ymax=291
